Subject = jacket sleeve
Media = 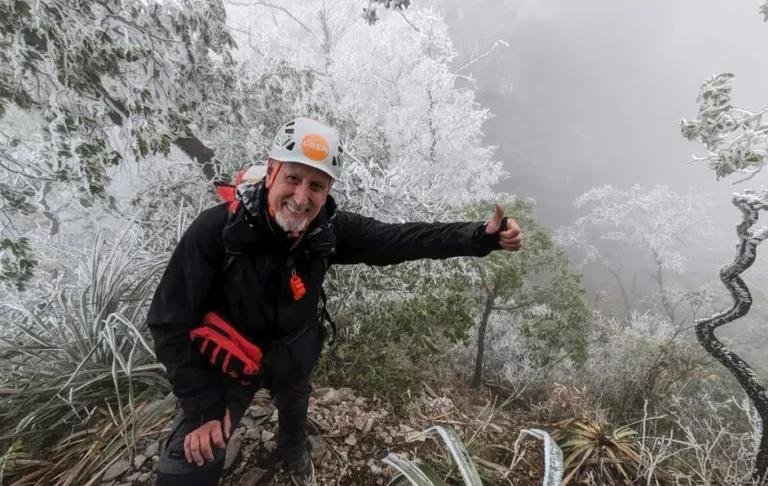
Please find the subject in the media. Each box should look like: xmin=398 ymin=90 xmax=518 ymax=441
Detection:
xmin=329 ymin=210 xmax=501 ymax=266
xmin=146 ymin=204 xmax=228 ymax=425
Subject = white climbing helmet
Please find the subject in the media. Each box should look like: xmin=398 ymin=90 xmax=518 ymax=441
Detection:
xmin=268 ymin=117 xmax=343 ymax=181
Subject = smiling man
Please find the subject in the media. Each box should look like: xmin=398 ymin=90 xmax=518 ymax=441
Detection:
xmin=148 ymin=118 xmax=522 ymax=486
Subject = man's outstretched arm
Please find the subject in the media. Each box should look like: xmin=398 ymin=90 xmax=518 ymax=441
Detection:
xmin=330 ymin=204 xmax=522 ymax=266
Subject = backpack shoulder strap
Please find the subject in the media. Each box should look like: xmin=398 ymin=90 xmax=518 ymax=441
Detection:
xmin=220 ymin=203 xmax=242 ymax=272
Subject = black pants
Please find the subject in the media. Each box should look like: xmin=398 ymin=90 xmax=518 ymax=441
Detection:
xmin=155 ymin=371 xmax=313 ymax=486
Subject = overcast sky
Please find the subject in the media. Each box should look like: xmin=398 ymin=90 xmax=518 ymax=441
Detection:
xmin=428 ymin=0 xmax=768 ymax=227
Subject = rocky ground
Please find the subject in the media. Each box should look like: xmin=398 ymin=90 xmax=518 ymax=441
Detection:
xmin=98 ymin=385 xmax=531 ymax=486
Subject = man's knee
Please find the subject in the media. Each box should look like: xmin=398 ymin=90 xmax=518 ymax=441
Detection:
xmin=155 ymin=412 xmax=228 ymax=485
xmin=272 ymin=374 xmax=313 ymax=412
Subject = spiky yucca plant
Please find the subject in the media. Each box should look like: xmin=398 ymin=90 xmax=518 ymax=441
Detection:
xmin=0 ymin=226 xmax=174 ymax=484
xmin=554 ymin=418 xmax=642 ymax=484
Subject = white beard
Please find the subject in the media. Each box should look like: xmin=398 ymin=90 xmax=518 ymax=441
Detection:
xmin=273 ymin=201 xmax=311 ymax=233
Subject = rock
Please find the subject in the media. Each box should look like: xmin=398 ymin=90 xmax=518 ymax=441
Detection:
xmin=125 ymin=472 xmax=142 ymax=482
xmin=144 ymin=441 xmax=159 ymax=458
xmin=247 ymin=405 xmax=272 ymax=418
xmin=308 ymin=435 xmax=328 ymax=461
xmin=264 ymin=440 xmax=277 ymax=453
xmin=240 ymin=416 xmax=254 ymax=429
xmin=261 ymin=429 xmax=275 ymax=442
xmin=224 ymin=431 xmax=243 ymax=471
xmin=362 ymin=418 xmax=374 ymax=435
xmin=239 ymin=468 xmax=266 ymax=485
xmin=138 ymin=472 xmax=152 ymax=482
xmin=243 ymin=442 xmax=259 ymax=458
xmin=354 ymin=416 xmax=366 ymax=431
xmin=338 ymin=387 xmax=356 ymax=402
xmin=316 ymin=387 xmax=357 ymax=406
xmin=270 ymin=409 xmax=279 ymax=422
xmin=234 ymin=459 xmax=248 ymax=476
xmin=102 ymin=460 xmax=130 ymax=482
xmin=314 ymin=388 xmax=339 ymax=406
xmin=244 ymin=427 xmax=262 ymax=441
xmin=133 ymin=454 xmax=147 ymax=470
xmin=367 ymin=458 xmax=385 ymax=475
xmin=344 ymin=433 xmax=357 ymax=446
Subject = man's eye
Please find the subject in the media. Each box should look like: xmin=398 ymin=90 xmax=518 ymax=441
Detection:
xmin=287 ymin=176 xmax=300 ymax=183
xmin=311 ymin=183 xmax=325 ymax=192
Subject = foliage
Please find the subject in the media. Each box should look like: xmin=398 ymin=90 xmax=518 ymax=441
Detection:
xmin=0 ymin=0 xmax=242 ymax=288
xmin=459 ymin=197 xmax=588 ymax=386
xmin=680 ymin=72 xmax=768 ymax=182
xmin=383 ymin=424 xmax=564 ymax=486
xmin=552 ymin=417 xmax=644 ymax=484
xmin=364 ymin=0 xmax=412 ymax=25
xmin=316 ymin=281 xmax=472 ymax=413
xmin=384 ymin=425 xmax=483 ymax=486
xmin=0 ymin=225 xmax=171 ymax=484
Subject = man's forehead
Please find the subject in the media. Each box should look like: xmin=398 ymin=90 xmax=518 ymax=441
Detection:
xmin=282 ymin=162 xmax=330 ymax=182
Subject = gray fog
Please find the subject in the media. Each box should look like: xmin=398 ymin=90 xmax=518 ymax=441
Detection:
xmin=432 ymin=0 xmax=768 ymax=226
xmin=426 ymin=0 xmax=768 ymax=367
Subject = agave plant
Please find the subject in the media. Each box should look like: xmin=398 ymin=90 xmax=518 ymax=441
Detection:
xmin=553 ymin=418 xmax=642 ymax=484
xmin=383 ymin=425 xmax=563 ymax=486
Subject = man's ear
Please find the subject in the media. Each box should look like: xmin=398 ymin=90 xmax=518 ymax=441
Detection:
xmin=265 ymin=159 xmax=279 ymax=188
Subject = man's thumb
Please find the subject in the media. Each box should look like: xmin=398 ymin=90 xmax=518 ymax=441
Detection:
xmin=486 ymin=204 xmax=504 ymax=233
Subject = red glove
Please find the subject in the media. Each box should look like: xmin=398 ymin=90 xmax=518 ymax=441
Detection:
xmin=190 ymin=312 xmax=263 ymax=385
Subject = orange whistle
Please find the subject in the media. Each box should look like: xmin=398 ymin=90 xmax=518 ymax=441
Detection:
xmin=290 ymin=275 xmax=306 ymax=300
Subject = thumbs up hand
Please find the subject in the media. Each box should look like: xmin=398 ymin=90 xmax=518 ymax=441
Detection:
xmin=485 ymin=204 xmax=523 ymax=251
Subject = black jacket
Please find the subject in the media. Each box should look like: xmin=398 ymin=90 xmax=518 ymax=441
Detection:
xmin=146 ymin=182 xmax=501 ymax=424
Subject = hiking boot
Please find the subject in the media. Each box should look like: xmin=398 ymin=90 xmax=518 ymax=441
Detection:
xmin=287 ymin=449 xmax=316 ymax=486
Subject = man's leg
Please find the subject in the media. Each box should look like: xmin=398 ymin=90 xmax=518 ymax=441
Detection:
xmin=155 ymin=380 xmax=258 ymax=486
xmin=271 ymin=372 xmax=313 ymax=463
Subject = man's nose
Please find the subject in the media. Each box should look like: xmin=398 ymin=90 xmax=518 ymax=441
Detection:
xmin=293 ymin=184 xmax=310 ymax=206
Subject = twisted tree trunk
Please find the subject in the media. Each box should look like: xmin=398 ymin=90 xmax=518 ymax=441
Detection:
xmin=695 ymin=192 xmax=768 ymax=484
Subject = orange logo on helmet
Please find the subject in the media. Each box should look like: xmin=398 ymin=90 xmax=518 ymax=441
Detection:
xmin=301 ymin=134 xmax=329 ymax=162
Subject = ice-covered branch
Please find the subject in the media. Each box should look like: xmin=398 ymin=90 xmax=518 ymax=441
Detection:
xmin=681 ymin=73 xmax=768 ymax=182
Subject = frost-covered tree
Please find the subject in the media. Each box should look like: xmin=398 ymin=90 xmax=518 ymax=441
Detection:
xmin=222 ymin=1 xmax=506 ymax=334
xmin=0 ymin=0 xmax=242 ymax=289
xmin=0 ymin=0 xmax=416 ymax=291
xmin=681 ymin=66 xmax=768 ymax=484
xmin=462 ymin=197 xmax=588 ymax=388
xmin=557 ymin=184 xmax=716 ymax=321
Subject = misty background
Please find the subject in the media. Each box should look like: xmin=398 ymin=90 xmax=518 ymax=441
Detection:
xmin=423 ymin=0 xmax=768 ymax=368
